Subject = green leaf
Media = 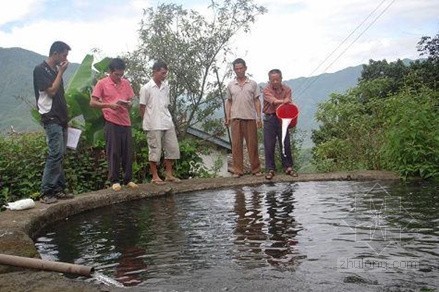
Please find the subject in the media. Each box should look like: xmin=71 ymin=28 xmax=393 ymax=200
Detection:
xmin=66 ymin=54 xmax=94 ymax=92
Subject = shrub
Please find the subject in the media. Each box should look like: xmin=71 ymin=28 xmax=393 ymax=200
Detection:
xmin=0 ymin=131 xmax=207 ymax=207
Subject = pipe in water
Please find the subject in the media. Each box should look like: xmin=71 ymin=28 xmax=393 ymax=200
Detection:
xmin=0 ymin=254 xmax=94 ymax=277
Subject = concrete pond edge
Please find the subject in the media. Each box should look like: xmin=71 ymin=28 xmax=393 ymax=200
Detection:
xmin=0 ymin=170 xmax=400 ymax=291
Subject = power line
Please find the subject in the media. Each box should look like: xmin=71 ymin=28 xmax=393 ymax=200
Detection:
xmin=295 ymin=0 xmax=397 ymax=97
xmin=303 ymin=0 xmax=389 ymax=81
xmin=321 ymin=0 xmax=397 ymax=76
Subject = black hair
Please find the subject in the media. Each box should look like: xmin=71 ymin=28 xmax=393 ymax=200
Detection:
xmin=232 ymin=58 xmax=246 ymax=68
xmin=109 ymin=58 xmax=126 ymax=72
xmin=152 ymin=60 xmax=168 ymax=71
xmin=268 ymin=69 xmax=282 ymax=78
xmin=49 ymin=41 xmax=71 ymax=56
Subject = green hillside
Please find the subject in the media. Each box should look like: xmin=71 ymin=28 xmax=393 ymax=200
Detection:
xmin=286 ymin=65 xmax=363 ymax=142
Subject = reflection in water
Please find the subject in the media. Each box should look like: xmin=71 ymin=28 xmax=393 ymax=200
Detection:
xmin=35 ymin=181 xmax=439 ymax=291
xmin=293 ymin=181 xmax=439 ymax=291
xmin=233 ymin=185 xmax=301 ymax=269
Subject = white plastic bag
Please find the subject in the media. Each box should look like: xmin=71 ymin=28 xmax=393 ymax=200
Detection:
xmin=5 ymin=198 xmax=35 ymax=210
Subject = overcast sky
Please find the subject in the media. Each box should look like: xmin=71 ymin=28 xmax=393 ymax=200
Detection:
xmin=0 ymin=0 xmax=437 ymax=81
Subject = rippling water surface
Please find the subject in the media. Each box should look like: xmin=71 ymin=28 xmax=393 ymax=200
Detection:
xmin=35 ymin=181 xmax=439 ymax=291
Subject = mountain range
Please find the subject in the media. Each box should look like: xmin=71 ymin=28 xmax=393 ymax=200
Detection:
xmin=0 ymin=47 xmax=363 ymax=146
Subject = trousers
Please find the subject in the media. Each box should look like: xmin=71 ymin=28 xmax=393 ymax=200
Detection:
xmin=263 ymin=114 xmax=293 ymax=171
xmin=104 ymin=121 xmax=133 ymax=184
xmin=41 ymin=123 xmax=67 ymax=195
xmin=230 ymin=119 xmax=261 ymax=175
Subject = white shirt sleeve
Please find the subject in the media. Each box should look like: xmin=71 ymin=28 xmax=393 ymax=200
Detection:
xmin=139 ymin=85 xmax=148 ymax=105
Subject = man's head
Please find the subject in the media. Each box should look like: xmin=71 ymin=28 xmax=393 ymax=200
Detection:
xmin=49 ymin=41 xmax=70 ymax=65
xmin=268 ymin=69 xmax=283 ymax=89
xmin=232 ymin=58 xmax=247 ymax=79
xmin=108 ymin=58 xmax=126 ymax=83
xmin=152 ymin=60 xmax=168 ymax=84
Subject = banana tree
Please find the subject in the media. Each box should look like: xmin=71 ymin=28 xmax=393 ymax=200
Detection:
xmin=65 ymin=55 xmax=111 ymax=146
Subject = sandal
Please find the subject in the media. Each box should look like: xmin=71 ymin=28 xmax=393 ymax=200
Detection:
xmin=253 ymin=172 xmax=263 ymax=177
xmin=151 ymin=178 xmax=166 ymax=185
xmin=265 ymin=170 xmax=275 ymax=180
xmin=285 ymin=167 xmax=298 ymax=177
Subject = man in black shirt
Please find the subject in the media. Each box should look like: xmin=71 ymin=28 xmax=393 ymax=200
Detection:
xmin=33 ymin=41 xmax=73 ymax=204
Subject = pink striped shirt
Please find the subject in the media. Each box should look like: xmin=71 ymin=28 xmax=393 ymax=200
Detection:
xmin=92 ymin=76 xmax=134 ymax=126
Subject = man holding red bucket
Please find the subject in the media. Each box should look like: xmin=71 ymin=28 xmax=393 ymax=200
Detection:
xmin=262 ymin=69 xmax=298 ymax=180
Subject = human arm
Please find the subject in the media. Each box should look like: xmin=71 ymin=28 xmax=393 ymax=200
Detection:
xmin=45 ymin=61 xmax=68 ymax=97
xmin=284 ymin=86 xmax=293 ymax=103
xmin=89 ymin=79 xmax=123 ymax=110
xmin=121 ymin=82 xmax=135 ymax=108
xmin=139 ymin=104 xmax=146 ymax=120
xmin=254 ymin=97 xmax=262 ymax=128
xmin=116 ymin=99 xmax=132 ymax=108
xmin=89 ymin=95 xmax=121 ymax=110
xmin=224 ymin=99 xmax=232 ymax=127
xmin=263 ymin=85 xmax=291 ymax=106
xmin=138 ymin=85 xmax=148 ymax=120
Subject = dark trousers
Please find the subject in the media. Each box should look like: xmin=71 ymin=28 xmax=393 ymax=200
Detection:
xmin=263 ymin=114 xmax=293 ymax=171
xmin=104 ymin=121 xmax=133 ymax=184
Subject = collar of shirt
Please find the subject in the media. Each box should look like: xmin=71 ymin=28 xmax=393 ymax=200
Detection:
xmin=108 ymin=76 xmax=123 ymax=87
xmin=233 ymin=77 xmax=249 ymax=85
xmin=43 ymin=61 xmax=58 ymax=78
xmin=152 ymin=79 xmax=168 ymax=90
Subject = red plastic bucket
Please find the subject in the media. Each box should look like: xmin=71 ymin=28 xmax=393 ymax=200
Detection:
xmin=276 ymin=103 xmax=299 ymax=128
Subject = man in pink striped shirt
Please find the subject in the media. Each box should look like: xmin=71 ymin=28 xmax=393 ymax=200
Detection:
xmin=90 ymin=58 xmax=138 ymax=191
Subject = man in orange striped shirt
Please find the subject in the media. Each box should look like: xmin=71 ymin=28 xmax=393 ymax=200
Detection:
xmin=225 ymin=58 xmax=263 ymax=178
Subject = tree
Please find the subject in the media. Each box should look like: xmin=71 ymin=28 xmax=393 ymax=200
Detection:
xmin=412 ymin=33 xmax=439 ymax=91
xmin=417 ymin=33 xmax=439 ymax=63
xmin=358 ymin=59 xmax=410 ymax=98
xmin=125 ymin=0 xmax=267 ymax=137
xmin=312 ymin=34 xmax=439 ymax=179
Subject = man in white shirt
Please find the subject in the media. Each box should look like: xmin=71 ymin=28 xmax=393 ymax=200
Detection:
xmin=139 ymin=60 xmax=180 ymax=184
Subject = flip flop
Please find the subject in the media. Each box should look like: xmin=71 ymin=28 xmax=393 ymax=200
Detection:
xmin=151 ymin=178 xmax=166 ymax=185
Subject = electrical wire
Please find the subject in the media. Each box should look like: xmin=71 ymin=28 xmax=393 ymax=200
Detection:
xmin=295 ymin=0 xmax=397 ymax=97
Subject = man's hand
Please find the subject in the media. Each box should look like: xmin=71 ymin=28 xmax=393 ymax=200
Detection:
xmin=109 ymin=103 xmax=122 ymax=110
xmin=256 ymin=119 xmax=262 ymax=129
xmin=58 ymin=61 xmax=69 ymax=73
xmin=224 ymin=118 xmax=231 ymax=127
xmin=117 ymin=99 xmax=132 ymax=108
